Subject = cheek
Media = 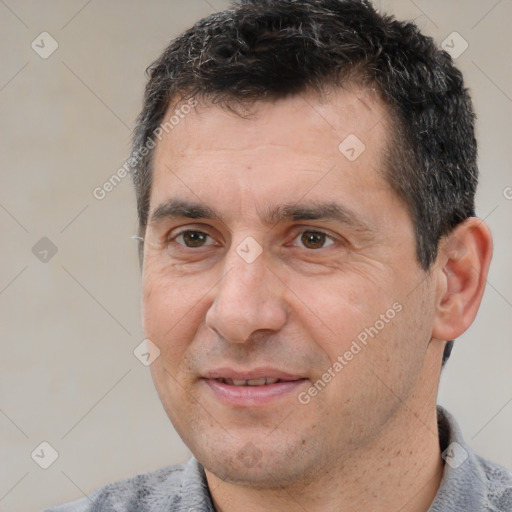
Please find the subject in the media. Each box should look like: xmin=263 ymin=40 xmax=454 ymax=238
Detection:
xmin=294 ymin=273 xmax=392 ymax=357
xmin=141 ymin=262 xmax=208 ymax=361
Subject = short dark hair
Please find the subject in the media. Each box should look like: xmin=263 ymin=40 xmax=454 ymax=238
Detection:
xmin=131 ymin=0 xmax=477 ymax=364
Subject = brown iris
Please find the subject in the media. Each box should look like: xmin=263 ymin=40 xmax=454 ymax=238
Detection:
xmin=182 ymin=231 xmax=208 ymax=247
xmin=301 ymin=231 xmax=327 ymax=249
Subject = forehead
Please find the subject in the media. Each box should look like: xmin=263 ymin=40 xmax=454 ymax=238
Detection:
xmin=150 ymin=88 xmax=394 ymax=225
xmin=158 ymin=87 xmax=388 ymax=156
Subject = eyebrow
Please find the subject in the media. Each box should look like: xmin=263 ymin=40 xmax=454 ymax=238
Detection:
xmin=149 ymin=198 xmax=374 ymax=234
xmin=150 ymin=199 xmax=221 ymax=224
xmin=262 ymin=202 xmax=373 ymax=233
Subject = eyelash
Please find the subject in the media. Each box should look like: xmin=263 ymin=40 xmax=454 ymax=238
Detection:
xmin=168 ymin=227 xmax=338 ymax=250
xmin=172 ymin=230 xmax=218 ymax=247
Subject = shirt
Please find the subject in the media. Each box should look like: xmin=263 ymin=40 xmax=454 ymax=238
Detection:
xmin=44 ymin=406 xmax=512 ymax=511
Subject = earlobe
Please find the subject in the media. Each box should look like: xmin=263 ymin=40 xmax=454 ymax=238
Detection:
xmin=432 ymin=218 xmax=493 ymax=341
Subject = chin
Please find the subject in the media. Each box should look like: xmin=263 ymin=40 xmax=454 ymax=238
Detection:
xmin=190 ymin=428 xmax=327 ymax=489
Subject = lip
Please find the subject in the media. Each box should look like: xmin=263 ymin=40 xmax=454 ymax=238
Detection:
xmin=201 ymin=367 xmax=308 ymax=407
xmin=204 ymin=367 xmax=305 ymax=381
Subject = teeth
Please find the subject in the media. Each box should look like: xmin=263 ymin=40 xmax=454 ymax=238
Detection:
xmin=218 ymin=378 xmax=281 ymax=386
xmin=246 ymin=378 xmax=267 ymax=386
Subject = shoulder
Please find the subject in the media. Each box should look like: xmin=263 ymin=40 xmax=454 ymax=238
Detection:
xmin=474 ymin=454 xmax=512 ymax=511
xmin=433 ymin=406 xmax=512 ymax=511
xmin=43 ymin=458 xmax=211 ymax=512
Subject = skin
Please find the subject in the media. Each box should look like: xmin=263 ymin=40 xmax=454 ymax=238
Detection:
xmin=141 ymin=87 xmax=493 ymax=512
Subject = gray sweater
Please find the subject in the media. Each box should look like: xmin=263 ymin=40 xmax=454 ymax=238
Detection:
xmin=44 ymin=407 xmax=512 ymax=511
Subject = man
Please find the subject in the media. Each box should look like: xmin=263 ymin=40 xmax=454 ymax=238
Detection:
xmin=47 ymin=0 xmax=512 ymax=510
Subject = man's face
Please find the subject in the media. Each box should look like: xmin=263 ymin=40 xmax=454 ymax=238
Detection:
xmin=141 ymin=89 xmax=438 ymax=486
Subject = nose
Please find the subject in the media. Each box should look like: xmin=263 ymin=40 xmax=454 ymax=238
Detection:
xmin=205 ymin=244 xmax=288 ymax=343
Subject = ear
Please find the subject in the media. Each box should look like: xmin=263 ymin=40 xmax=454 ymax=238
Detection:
xmin=431 ymin=218 xmax=493 ymax=341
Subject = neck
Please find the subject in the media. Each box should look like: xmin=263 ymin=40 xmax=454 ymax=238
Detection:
xmin=205 ymin=356 xmax=445 ymax=512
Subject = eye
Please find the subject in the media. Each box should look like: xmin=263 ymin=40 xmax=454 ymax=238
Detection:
xmin=293 ymin=230 xmax=335 ymax=250
xmin=172 ymin=230 xmax=215 ymax=248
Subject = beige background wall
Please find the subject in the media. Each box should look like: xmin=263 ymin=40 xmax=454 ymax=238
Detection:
xmin=1 ymin=1 xmax=511 ymax=511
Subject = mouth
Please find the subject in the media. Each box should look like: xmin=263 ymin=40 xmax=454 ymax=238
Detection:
xmin=202 ymin=369 xmax=308 ymax=406
xmin=214 ymin=377 xmax=294 ymax=386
